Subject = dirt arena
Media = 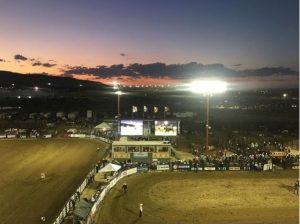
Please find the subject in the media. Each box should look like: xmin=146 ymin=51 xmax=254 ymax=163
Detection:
xmin=0 ymin=138 xmax=107 ymax=224
xmin=95 ymin=171 xmax=299 ymax=224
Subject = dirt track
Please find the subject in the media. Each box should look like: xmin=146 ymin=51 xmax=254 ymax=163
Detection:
xmin=95 ymin=171 xmax=299 ymax=224
xmin=0 ymin=138 xmax=107 ymax=224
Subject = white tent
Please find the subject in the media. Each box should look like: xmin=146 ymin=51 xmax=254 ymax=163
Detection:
xmin=94 ymin=122 xmax=112 ymax=131
xmin=98 ymin=163 xmax=121 ymax=173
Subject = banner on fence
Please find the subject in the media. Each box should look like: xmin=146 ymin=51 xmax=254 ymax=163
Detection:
xmin=204 ymin=167 xmax=216 ymax=171
xmin=263 ymin=164 xmax=272 ymax=171
xmin=292 ymin=165 xmax=299 ymax=170
xmin=157 ymin=164 xmax=170 ymax=171
xmin=173 ymin=163 xmax=190 ymax=171
xmin=70 ymin=134 xmax=86 ymax=138
xmin=137 ymin=166 xmax=149 ymax=172
xmin=229 ymin=167 xmax=240 ymax=171
xmin=191 ymin=167 xmax=203 ymax=171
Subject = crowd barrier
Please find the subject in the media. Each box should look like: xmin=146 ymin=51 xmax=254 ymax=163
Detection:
xmin=52 ymin=168 xmax=96 ymax=224
xmin=68 ymin=134 xmax=112 ymax=144
xmin=90 ymin=167 xmax=137 ymax=217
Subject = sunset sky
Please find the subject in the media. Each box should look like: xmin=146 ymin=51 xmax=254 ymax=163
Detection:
xmin=0 ymin=0 xmax=298 ymax=87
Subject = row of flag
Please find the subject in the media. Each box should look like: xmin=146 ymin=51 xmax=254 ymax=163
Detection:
xmin=132 ymin=106 xmax=170 ymax=113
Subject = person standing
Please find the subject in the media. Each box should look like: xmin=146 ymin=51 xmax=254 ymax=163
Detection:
xmin=294 ymin=180 xmax=299 ymax=195
xmin=139 ymin=203 xmax=143 ymax=217
xmin=122 ymin=183 xmax=128 ymax=194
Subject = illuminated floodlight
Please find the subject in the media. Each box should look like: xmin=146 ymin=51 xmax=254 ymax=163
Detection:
xmin=112 ymin=81 xmax=119 ymax=89
xmin=189 ymin=80 xmax=227 ymax=155
xmin=189 ymin=80 xmax=227 ymax=94
xmin=115 ymin=90 xmax=123 ymax=95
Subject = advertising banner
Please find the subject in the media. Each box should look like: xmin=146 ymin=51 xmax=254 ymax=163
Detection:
xmin=133 ymin=152 xmax=148 ymax=158
xmin=157 ymin=164 xmax=170 ymax=171
xmin=137 ymin=166 xmax=149 ymax=172
xmin=204 ymin=167 xmax=216 ymax=171
xmin=270 ymin=151 xmax=286 ymax=157
xmin=292 ymin=165 xmax=299 ymax=170
xmin=173 ymin=163 xmax=190 ymax=171
xmin=228 ymin=167 xmax=240 ymax=171
xmin=191 ymin=167 xmax=203 ymax=171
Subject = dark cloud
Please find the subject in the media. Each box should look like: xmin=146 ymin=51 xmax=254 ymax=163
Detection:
xmin=42 ymin=62 xmax=57 ymax=68
xmin=14 ymin=54 xmax=28 ymax=61
xmin=240 ymin=67 xmax=298 ymax=76
xmin=230 ymin=64 xmax=241 ymax=67
xmin=32 ymin=60 xmax=56 ymax=67
xmin=0 ymin=58 xmax=5 ymax=62
xmin=62 ymin=62 xmax=298 ymax=80
xmin=64 ymin=64 xmax=135 ymax=77
xmin=32 ymin=61 xmax=43 ymax=66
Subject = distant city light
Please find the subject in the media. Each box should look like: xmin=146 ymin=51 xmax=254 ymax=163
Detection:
xmin=47 ymin=82 xmax=51 ymax=86
xmin=34 ymin=86 xmax=39 ymax=91
xmin=17 ymin=96 xmax=21 ymax=99
xmin=189 ymin=80 xmax=227 ymax=94
xmin=28 ymin=96 xmax=32 ymax=99
xmin=283 ymin=93 xmax=288 ymax=98
xmin=79 ymin=84 xmax=83 ymax=87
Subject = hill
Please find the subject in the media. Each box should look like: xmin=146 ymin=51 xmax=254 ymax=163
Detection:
xmin=0 ymin=70 xmax=108 ymax=90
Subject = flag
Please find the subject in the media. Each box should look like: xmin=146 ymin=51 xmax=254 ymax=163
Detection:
xmin=143 ymin=105 xmax=148 ymax=113
xmin=132 ymin=106 xmax=138 ymax=113
xmin=154 ymin=106 xmax=158 ymax=113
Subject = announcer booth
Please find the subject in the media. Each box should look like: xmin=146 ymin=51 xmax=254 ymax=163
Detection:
xmin=111 ymin=140 xmax=171 ymax=164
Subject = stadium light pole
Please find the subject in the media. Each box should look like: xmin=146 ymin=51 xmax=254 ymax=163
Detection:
xmin=116 ymin=90 xmax=123 ymax=118
xmin=189 ymin=80 xmax=227 ymax=155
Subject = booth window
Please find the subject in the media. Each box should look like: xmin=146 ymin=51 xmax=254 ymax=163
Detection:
xmin=113 ymin=146 xmax=126 ymax=152
xmin=142 ymin=146 xmax=154 ymax=152
xmin=127 ymin=146 xmax=140 ymax=152
xmin=157 ymin=146 xmax=169 ymax=152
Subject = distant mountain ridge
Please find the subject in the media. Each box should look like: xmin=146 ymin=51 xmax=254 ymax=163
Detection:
xmin=0 ymin=70 xmax=108 ymax=89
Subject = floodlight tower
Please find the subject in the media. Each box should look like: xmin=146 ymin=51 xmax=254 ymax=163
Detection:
xmin=116 ymin=90 xmax=122 ymax=118
xmin=189 ymin=80 xmax=227 ymax=154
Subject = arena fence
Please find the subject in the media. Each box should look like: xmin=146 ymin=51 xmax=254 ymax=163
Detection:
xmin=52 ymin=167 xmax=96 ymax=224
xmin=69 ymin=134 xmax=112 ymax=144
xmin=90 ymin=167 xmax=138 ymax=217
xmin=52 ymin=136 xmax=111 ymax=224
xmin=52 ymin=166 xmax=137 ymax=224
